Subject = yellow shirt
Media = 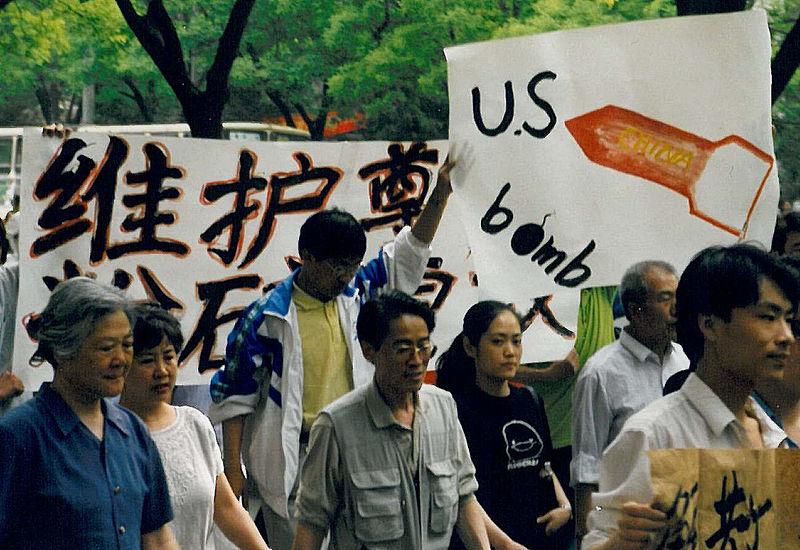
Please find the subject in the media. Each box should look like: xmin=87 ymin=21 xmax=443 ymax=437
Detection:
xmin=293 ymin=283 xmax=353 ymax=432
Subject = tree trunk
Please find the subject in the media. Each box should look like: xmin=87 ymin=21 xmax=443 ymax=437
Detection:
xmin=81 ymin=83 xmax=96 ymax=125
xmin=772 ymin=16 xmax=800 ymax=104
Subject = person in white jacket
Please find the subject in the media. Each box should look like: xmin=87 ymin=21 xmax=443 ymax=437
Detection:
xmin=209 ymin=156 xmax=455 ymax=550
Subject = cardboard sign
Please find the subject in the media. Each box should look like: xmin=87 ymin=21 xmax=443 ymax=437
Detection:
xmin=650 ymin=449 xmax=800 ymax=549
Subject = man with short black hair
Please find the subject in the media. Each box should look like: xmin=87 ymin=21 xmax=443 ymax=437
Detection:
xmin=571 ymin=260 xmax=689 ymax=539
xmin=583 ymin=244 xmax=798 ymax=550
xmin=209 ymin=159 xmax=455 ymax=549
xmin=292 ymin=291 xmax=491 ymax=550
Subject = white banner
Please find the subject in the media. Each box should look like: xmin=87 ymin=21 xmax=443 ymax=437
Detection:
xmin=445 ymin=11 xmax=778 ymax=304
xmin=15 ymin=132 xmax=578 ymax=387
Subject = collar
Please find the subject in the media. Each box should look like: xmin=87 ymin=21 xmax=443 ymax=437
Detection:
xmin=365 ymin=380 xmax=419 ymax=430
xmin=619 ymin=329 xmax=666 ymax=363
xmin=681 ymin=373 xmax=739 ymax=437
xmin=751 ymin=392 xmax=798 ymax=448
xmin=38 ymin=382 xmax=130 ymax=438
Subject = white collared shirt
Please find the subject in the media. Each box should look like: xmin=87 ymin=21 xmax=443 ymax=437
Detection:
xmin=571 ymin=330 xmax=690 ymax=486
xmin=582 ymin=373 xmax=781 ymax=549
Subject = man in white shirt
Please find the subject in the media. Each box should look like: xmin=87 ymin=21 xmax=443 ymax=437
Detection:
xmin=571 ymin=261 xmax=689 ymax=537
xmin=582 ymin=244 xmax=798 ymax=550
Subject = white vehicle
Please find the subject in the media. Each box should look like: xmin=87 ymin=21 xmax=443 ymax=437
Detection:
xmin=0 ymin=122 xmax=311 ymax=216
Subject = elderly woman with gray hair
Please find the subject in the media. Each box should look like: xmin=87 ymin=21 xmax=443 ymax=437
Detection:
xmin=0 ymin=277 xmax=178 ymax=550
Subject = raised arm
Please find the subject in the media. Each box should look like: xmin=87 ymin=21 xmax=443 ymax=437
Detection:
xmin=410 ymin=155 xmax=454 ymax=244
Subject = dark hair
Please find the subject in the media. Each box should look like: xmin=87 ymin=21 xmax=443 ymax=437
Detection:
xmin=676 ymin=243 xmax=800 ymax=365
xmin=132 ymin=302 xmax=184 ymax=355
xmin=772 ymin=214 xmax=788 ymax=255
xmin=436 ymin=301 xmax=521 ymax=395
xmin=27 ymin=277 xmax=131 ymax=368
xmin=784 ymin=211 xmax=800 ymax=235
xmin=298 ymin=208 xmax=367 ymax=261
xmin=357 ymin=290 xmax=435 ymax=350
xmin=619 ymin=260 xmax=677 ymax=318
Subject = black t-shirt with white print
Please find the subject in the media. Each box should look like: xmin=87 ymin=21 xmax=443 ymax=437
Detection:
xmin=449 ymin=383 xmax=560 ymax=549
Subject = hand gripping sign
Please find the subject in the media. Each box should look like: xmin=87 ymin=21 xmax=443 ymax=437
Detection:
xmin=565 ymin=105 xmax=774 ymax=239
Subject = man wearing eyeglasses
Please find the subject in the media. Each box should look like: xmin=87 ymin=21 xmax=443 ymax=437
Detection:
xmin=209 ymin=158 xmax=456 ymax=550
xmin=292 ymin=291 xmax=494 ymax=550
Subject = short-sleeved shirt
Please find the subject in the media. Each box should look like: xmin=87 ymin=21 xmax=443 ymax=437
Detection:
xmin=295 ymin=382 xmax=478 ymax=549
xmin=150 ymin=405 xmax=224 ymax=550
xmin=571 ymin=330 xmax=689 ymax=486
xmin=0 ymin=383 xmax=173 ymax=550
xmin=450 ymin=384 xmax=558 ymax=549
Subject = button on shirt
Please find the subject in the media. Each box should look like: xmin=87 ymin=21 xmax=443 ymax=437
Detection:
xmin=0 ymin=383 xmax=173 ymax=550
xmin=571 ymin=330 xmax=689 ymax=486
xmin=582 ymin=373 xmax=779 ymax=549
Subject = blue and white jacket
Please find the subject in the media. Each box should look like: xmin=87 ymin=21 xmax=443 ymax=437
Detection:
xmin=208 ymin=226 xmax=431 ymax=518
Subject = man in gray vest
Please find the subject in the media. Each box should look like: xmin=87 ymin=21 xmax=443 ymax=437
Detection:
xmin=292 ymin=291 xmax=504 ymax=550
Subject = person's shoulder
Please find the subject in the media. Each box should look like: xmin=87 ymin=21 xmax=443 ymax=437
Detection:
xmin=621 ymin=390 xmax=688 ymax=436
xmin=108 ymin=400 xmax=151 ymax=437
xmin=420 ymin=383 xmax=455 ymax=403
xmin=0 ymin=396 xmax=43 ymax=435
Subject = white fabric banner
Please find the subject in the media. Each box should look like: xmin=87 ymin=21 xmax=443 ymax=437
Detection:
xmin=14 ymin=132 xmax=578 ymax=387
xmin=445 ymin=11 xmax=778 ymax=305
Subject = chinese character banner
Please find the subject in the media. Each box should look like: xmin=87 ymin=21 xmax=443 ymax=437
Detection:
xmin=650 ymin=449 xmax=800 ymax=549
xmin=16 ymin=132 xmax=579 ymax=386
xmin=445 ymin=10 xmax=778 ymax=304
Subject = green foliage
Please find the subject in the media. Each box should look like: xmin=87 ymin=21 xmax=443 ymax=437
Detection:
xmin=0 ymin=0 xmax=795 ymax=201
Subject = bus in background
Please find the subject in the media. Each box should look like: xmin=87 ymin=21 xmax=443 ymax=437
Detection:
xmin=0 ymin=121 xmax=311 ymax=217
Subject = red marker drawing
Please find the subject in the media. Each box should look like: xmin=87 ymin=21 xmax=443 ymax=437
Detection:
xmin=565 ymin=105 xmax=774 ymax=238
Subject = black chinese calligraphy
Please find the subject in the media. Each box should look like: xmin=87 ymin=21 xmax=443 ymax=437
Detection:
xmin=180 ymin=274 xmax=262 ymax=372
xmin=200 ymin=149 xmax=268 ymax=266
xmin=108 ymin=142 xmax=188 ymax=260
xmin=656 ymin=483 xmax=699 ymax=550
xmin=238 ymin=152 xmax=342 ymax=268
xmin=358 ymin=142 xmax=439 ymax=232
xmin=705 ymin=471 xmax=773 ymax=550
xmin=414 ymin=257 xmax=457 ymax=311
xmin=32 ymin=137 xmax=189 ymax=264
xmin=32 ymin=137 xmax=128 ymax=260
xmin=519 ymin=295 xmax=575 ymax=338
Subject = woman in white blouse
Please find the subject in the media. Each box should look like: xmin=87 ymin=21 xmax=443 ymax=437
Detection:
xmin=120 ymin=302 xmax=268 ymax=550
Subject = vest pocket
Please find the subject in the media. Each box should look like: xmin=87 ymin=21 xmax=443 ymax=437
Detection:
xmin=349 ymin=468 xmax=404 ymax=544
xmin=427 ymin=459 xmax=458 ymax=534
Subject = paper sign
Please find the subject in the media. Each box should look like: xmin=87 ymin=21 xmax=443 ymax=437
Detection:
xmin=445 ymin=11 xmax=778 ymax=305
xmin=14 ymin=132 xmax=578 ymax=386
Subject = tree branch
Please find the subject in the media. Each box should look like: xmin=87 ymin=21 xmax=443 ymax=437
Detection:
xmin=265 ymin=89 xmax=297 ymax=128
xmin=206 ymin=0 xmax=256 ymax=97
xmin=114 ymin=0 xmax=195 ymax=105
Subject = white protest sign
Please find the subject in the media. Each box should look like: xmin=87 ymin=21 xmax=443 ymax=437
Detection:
xmin=14 ymin=132 xmax=577 ymax=387
xmin=445 ymin=11 xmax=778 ymax=304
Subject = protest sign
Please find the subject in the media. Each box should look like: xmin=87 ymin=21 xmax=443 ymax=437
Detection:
xmin=14 ymin=132 xmax=578 ymax=386
xmin=445 ymin=11 xmax=778 ymax=305
xmin=650 ymin=448 xmax=800 ymax=549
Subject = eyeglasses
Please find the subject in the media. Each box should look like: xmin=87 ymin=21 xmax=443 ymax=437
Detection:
xmin=392 ymin=341 xmax=436 ymax=360
xmin=324 ymin=258 xmax=362 ymax=279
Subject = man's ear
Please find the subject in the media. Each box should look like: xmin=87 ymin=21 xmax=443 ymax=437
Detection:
xmin=698 ymin=314 xmax=717 ymax=341
xmin=361 ymin=340 xmax=378 ymax=364
xmin=462 ymin=336 xmax=477 ymax=360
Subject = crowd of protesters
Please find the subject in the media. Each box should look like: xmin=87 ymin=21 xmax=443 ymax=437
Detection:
xmin=1 ymin=150 xmax=800 ymax=550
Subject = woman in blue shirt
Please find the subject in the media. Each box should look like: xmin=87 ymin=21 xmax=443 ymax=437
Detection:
xmin=0 ymin=277 xmax=178 ymax=550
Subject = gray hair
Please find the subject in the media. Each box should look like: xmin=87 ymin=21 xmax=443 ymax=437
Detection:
xmin=619 ymin=260 xmax=677 ymax=318
xmin=28 ymin=277 xmax=131 ymax=368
